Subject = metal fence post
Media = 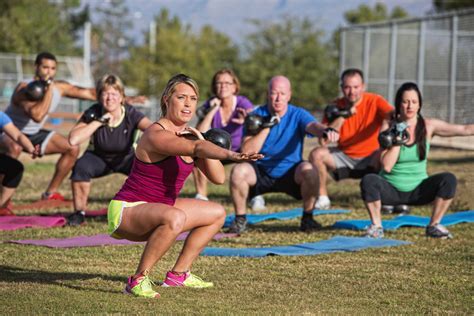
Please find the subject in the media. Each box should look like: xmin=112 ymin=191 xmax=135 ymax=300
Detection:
xmin=388 ymin=23 xmax=398 ymax=103
xmin=449 ymin=15 xmax=458 ymax=123
xmin=417 ymin=20 xmax=426 ymax=93
xmin=363 ymin=27 xmax=370 ymax=85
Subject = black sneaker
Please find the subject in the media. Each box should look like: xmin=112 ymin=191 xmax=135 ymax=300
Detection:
xmin=426 ymin=224 xmax=453 ymax=239
xmin=300 ymin=217 xmax=322 ymax=232
xmin=227 ymin=217 xmax=247 ymax=234
xmin=67 ymin=211 xmax=86 ymax=226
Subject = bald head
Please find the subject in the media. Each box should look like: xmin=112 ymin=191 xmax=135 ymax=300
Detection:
xmin=267 ymin=76 xmax=291 ymax=115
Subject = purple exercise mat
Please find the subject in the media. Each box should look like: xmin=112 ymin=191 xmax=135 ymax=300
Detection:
xmin=0 ymin=216 xmax=66 ymax=231
xmin=7 ymin=232 xmax=238 ymax=248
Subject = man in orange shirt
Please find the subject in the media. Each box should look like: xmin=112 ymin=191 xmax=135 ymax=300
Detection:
xmin=309 ymin=68 xmax=393 ymax=209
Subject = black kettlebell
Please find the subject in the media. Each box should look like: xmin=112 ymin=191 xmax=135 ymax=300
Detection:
xmin=25 ymin=79 xmax=51 ymax=101
xmin=82 ymin=106 xmax=109 ymax=124
xmin=245 ymin=114 xmax=264 ymax=135
xmin=203 ymin=128 xmax=232 ymax=150
xmin=324 ymin=104 xmax=352 ymax=122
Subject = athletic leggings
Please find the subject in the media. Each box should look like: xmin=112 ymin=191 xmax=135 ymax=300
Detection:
xmin=0 ymin=153 xmax=24 ymax=188
xmin=360 ymin=172 xmax=457 ymax=205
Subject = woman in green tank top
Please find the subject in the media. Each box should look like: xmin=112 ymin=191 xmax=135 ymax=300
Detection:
xmin=360 ymin=82 xmax=474 ymax=239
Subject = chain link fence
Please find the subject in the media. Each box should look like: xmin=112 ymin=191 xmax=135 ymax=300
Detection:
xmin=340 ymin=9 xmax=474 ymax=150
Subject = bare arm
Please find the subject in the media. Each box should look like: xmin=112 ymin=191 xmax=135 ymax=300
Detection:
xmin=68 ymin=120 xmax=103 ymax=146
xmin=379 ymin=119 xmax=399 ymax=173
xmin=56 ymin=81 xmax=96 ymax=100
xmin=11 ymin=82 xmax=55 ymax=123
xmin=2 ymin=122 xmax=36 ymax=155
xmin=240 ymin=127 xmax=271 ymax=153
xmin=427 ymin=118 xmax=474 ymax=139
xmin=140 ymin=126 xmax=262 ymax=163
xmin=137 ymin=116 xmax=153 ymax=131
xmin=196 ymin=99 xmax=220 ymax=132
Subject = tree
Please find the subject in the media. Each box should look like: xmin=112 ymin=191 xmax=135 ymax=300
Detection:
xmin=433 ymin=0 xmax=474 ymax=12
xmin=122 ymin=9 xmax=239 ymax=102
xmin=90 ymin=0 xmax=133 ymax=77
xmin=344 ymin=2 xmax=409 ymax=25
xmin=0 ymin=0 xmax=85 ymax=55
xmin=238 ymin=17 xmax=338 ymax=110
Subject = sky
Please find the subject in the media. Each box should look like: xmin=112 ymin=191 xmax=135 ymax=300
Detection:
xmin=83 ymin=0 xmax=434 ymax=45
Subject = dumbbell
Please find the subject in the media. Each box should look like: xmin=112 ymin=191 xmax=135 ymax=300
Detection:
xmin=244 ymin=114 xmax=279 ymax=135
xmin=25 ymin=79 xmax=52 ymax=101
xmin=82 ymin=106 xmax=109 ymax=124
xmin=203 ymin=128 xmax=232 ymax=150
xmin=324 ymin=104 xmax=352 ymax=122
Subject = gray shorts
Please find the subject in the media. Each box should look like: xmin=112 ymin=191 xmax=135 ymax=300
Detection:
xmin=330 ymin=148 xmax=379 ymax=181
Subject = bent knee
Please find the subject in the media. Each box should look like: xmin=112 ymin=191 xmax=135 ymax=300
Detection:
xmin=165 ymin=210 xmax=187 ymax=232
xmin=230 ymin=163 xmax=254 ymax=184
xmin=309 ymin=147 xmax=329 ymax=164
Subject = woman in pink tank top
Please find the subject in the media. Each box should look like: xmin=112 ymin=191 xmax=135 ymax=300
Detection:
xmin=109 ymin=74 xmax=263 ymax=298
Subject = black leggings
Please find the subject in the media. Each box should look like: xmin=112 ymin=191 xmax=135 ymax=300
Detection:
xmin=360 ymin=172 xmax=457 ymax=205
xmin=0 ymin=153 xmax=24 ymax=188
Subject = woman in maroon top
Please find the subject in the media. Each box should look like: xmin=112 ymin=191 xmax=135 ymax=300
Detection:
xmin=108 ymin=74 xmax=262 ymax=298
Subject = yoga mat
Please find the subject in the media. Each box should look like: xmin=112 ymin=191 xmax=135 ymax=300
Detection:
xmin=201 ymin=235 xmax=411 ymax=257
xmin=333 ymin=210 xmax=474 ymax=231
xmin=0 ymin=216 xmax=66 ymax=231
xmin=12 ymin=199 xmax=72 ymax=211
xmin=7 ymin=232 xmax=238 ymax=248
xmin=223 ymin=208 xmax=350 ymax=227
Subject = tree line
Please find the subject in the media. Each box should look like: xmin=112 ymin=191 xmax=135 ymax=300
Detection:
xmin=1 ymin=0 xmax=471 ymax=110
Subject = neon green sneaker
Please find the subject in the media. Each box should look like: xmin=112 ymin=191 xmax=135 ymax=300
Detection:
xmin=162 ymin=271 xmax=214 ymax=288
xmin=124 ymin=271 xmax=160 ymax=298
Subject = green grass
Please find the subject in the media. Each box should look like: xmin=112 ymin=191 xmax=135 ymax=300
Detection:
xmin=1 ymin=147 xmax=473 ymax=314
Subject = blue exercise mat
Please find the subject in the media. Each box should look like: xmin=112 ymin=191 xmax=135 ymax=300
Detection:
xmin=223 ymin=208 xmax=350 ymax=227
xmin=333 ymin=210 xmax=474 ymax=231
xmin=201 ymin=235 xmax=410 ymax=257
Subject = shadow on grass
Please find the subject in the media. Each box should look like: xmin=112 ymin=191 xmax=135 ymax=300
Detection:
xmin=0 ymin=265 xmax=123 ymax=294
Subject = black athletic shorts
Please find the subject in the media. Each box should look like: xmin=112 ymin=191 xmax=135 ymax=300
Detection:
xmin=248 ymin=162 xmax=302 ymax=200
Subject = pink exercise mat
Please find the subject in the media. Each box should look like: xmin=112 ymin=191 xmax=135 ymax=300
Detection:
xmin=7 ymin=232 xmax=238 ymax=248
xmin=0 ymin=216 xmax=66 ymax=230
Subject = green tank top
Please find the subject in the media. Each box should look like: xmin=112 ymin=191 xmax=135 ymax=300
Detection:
xmin=380 ymin=142 xmax=430 ymax=192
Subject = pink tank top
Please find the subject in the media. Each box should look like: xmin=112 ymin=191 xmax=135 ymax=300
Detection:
xmin=114 ymin=155 xmax=194 ymax=205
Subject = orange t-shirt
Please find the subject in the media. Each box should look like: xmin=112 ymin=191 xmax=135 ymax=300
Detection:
xmin=324 ymin=92 xmax=393 ymax=158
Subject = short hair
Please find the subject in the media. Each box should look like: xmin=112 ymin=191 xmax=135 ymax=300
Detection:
xmin=160 ymin=74 xmax=199 ymax=117
xmin=211 ymin=68 xmax=240 ymax=95
xmin=340 ymin=68 xmax=364 ymax=84
xmin=96 ymin=74 xmax=126 ymax=104
xmin=35 ymin=52 xmax=57 ymax=66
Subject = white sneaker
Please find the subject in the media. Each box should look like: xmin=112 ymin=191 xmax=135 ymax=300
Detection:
xmin=249 ymin=195 xmax=266 ymax=212
xmin=195 ymin=193 xmax=209 ymax=201
xmin=315 ymin=196 xmax=331 ymax=209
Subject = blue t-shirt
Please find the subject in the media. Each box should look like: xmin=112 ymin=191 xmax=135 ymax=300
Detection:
xmin=0 ymin=111 xmax=12 ymax=130
xmin=250 ymin=104 xmax=316 ymax=178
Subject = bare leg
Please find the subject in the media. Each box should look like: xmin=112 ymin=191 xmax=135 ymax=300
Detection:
xmin=0 ymin=134 xmax=22 ymax=159
xmin=72 ymin=181 xmax=91 ymax=211
xmin=229 ymin=163 xmax=257 ymax=216
xmin=0 ymin=186 xmax=15 ymax=208
xmin=192 ymin=167 xmax=208 ymax=197
xmin=309 ymin=147 xmax=336 ymax=197
xmin=43 ymin=134 xmax=80 ymax=193
xmin=429 ymin=197 xmax=453 ymax=226
xmin=171 ymin=198 xmax=225 ymax=272
xmin=116 ymin=203 xmax=187 ymax=274
xmin=295 ymin=162 xmax=319 ymax=212
xmin=366 ymin=200 xmax=382 ymax=227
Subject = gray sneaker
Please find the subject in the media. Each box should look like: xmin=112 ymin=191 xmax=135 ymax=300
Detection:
xmin=426 ymin=224 xmax=453 ymax=239
xmin=365 ymin=224 xmax=384 ymax=238
xmin=228 ymin=217 xmax=247 ymax=234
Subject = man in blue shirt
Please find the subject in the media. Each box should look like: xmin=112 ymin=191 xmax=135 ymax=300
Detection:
xmin=228 ymin=76 xmax=339 ymax=233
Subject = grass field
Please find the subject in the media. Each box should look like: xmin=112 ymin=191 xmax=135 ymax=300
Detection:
xmin=0 ymin=144 xmax=473 ymax=314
